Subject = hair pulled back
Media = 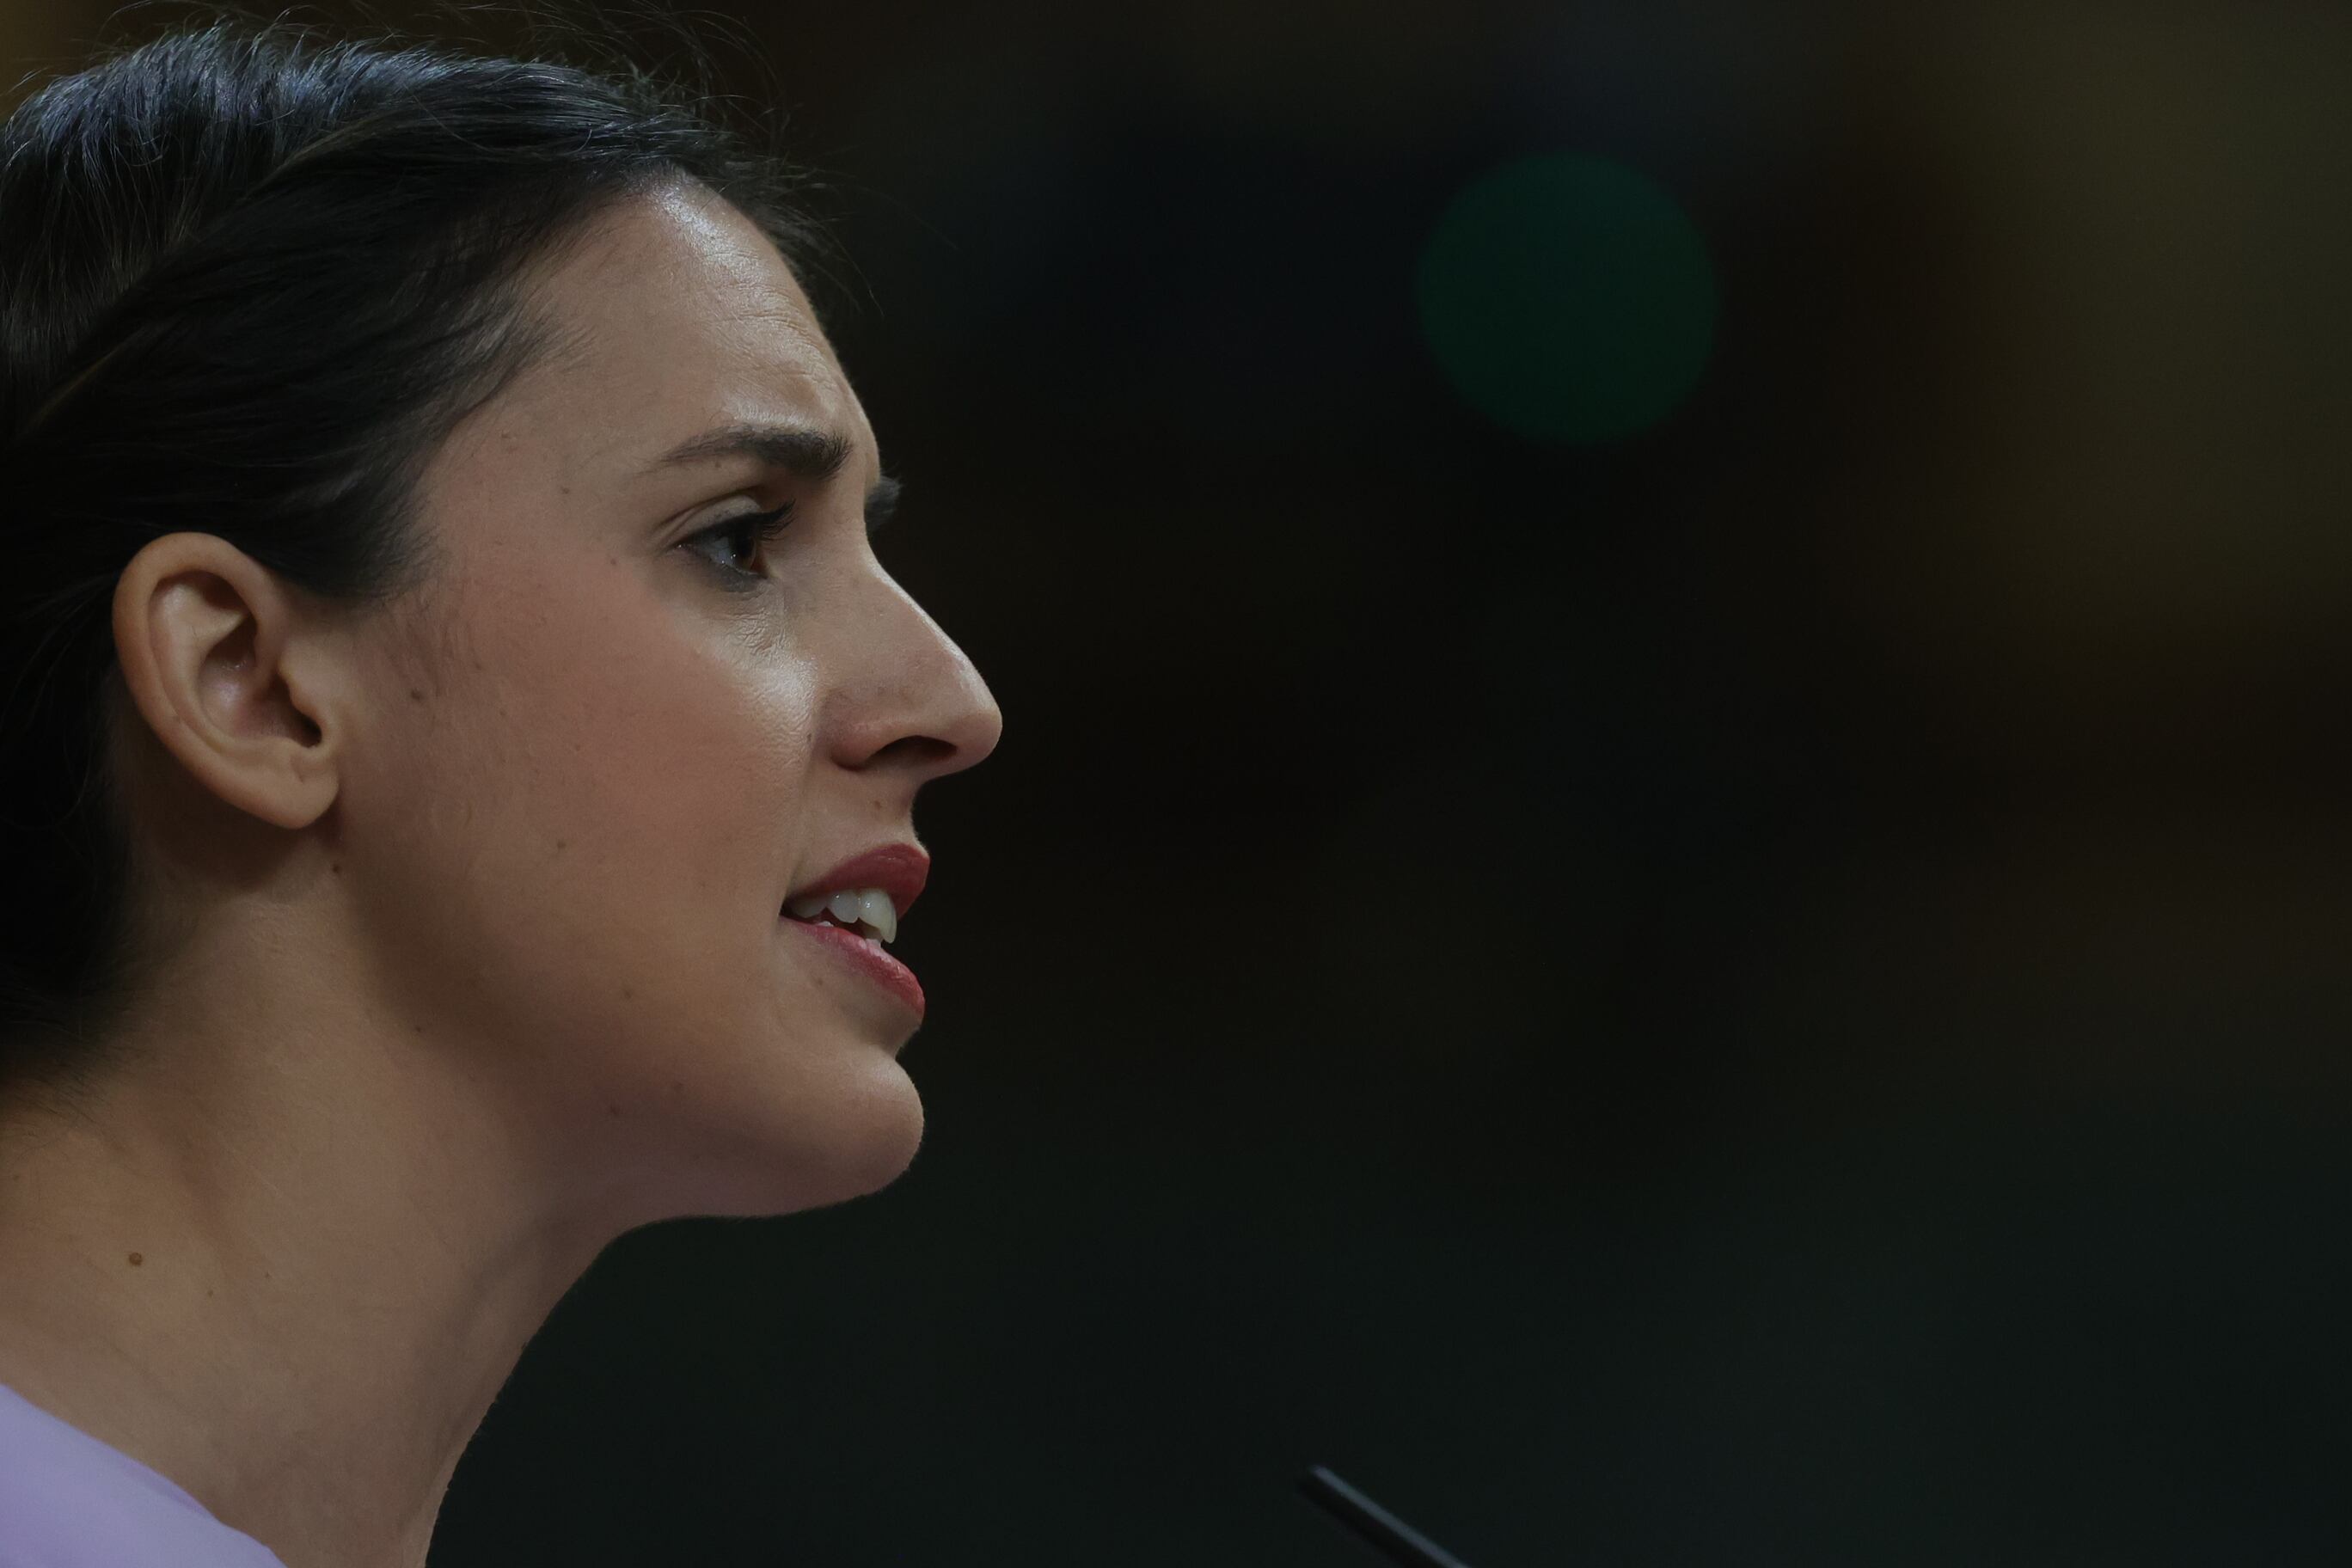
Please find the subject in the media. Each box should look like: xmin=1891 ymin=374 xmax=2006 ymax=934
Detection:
xmin=0 ymin=13 xmax=823 ymax=1087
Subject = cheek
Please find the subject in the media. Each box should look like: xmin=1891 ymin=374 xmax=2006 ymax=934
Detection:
xmin=544 ymin=637 xmax=811 ymax=885
xmin=358 ymin=559 xmax=819 ymax=1062
xmin=508 ymin=572 xmax=820 ymax=954
xmin=358 ymin=540 xmax=922 ymax=1216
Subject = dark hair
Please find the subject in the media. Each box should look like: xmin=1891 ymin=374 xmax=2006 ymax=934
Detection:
xmin=0 ymin=12 xmax=826 ymax=1090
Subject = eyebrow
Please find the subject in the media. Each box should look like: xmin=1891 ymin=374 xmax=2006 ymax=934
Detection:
xmin=645 ymin=420 xmax=902 ymax=536
xmin=645 ymin=420 xmax=853 ymax=483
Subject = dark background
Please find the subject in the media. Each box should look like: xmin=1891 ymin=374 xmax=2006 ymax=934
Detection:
xmin=10 ymin=1 xmax=2352 ymax=1561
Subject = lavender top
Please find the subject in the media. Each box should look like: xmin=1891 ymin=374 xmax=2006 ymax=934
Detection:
xmin=0 ymin=1382 xmax=287 ymax=1568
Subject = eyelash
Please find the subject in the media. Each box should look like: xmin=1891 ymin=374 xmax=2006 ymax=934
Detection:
xmin=683 ymin=503 xmax=795 ymax=585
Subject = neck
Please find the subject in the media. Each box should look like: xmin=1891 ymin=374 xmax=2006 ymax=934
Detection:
xmin=0 ymin=974 xmax=622 ymax=1568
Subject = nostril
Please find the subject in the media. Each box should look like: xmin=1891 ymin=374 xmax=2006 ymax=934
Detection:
xmin=876 ymin=734 xmax=958 ymax=767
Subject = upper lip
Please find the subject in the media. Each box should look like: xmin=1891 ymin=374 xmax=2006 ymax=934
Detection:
xmin=787 ymin=842 xmax=930 ymax=920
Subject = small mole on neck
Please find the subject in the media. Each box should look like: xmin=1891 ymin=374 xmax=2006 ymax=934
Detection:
xmin=127 ymin=1252 xmax=143 ymax=1266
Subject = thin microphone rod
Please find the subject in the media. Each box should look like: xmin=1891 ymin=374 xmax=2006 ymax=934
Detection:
xmin=1298 ymin=1465 xmax=1477 ymax=1568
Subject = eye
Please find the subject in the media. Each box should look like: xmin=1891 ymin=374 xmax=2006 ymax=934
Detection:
xmin=681 ymin=502 xmax=794 ymax=582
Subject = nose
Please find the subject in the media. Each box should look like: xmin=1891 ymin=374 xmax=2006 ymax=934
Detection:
xmin=825 ymin=569 xmax=1003 ymax=787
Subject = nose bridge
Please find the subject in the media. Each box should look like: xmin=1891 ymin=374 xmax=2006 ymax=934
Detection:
xmin=822 ymin=550 xmax=1001 ymax=778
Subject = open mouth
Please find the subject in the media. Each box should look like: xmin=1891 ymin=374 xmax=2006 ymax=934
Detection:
xmin=782 ymin=908 xmax=889 ymax=945
xmin=778 ymin=903 xmax=925 ymax=1018
xmin=781 ymin=887 xmax=899 ymax=946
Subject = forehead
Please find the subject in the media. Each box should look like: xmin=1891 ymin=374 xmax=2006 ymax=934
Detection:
xmin=453 ymin=182 xmax=871 ymax=493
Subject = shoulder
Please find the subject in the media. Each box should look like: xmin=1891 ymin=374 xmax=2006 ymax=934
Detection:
xmin=0 ymin=1384 xmax=287 ymax=1568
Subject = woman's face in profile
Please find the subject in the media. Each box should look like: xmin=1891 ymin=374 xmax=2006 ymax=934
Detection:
xmin=341 ymin=181 xmax=1000 ymax=1222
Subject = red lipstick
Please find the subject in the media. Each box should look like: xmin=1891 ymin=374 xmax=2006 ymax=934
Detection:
xmin=781 ymin=842 xmax=930 ymax=1020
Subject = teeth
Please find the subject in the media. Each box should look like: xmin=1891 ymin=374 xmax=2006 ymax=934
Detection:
xmin=784 ymin=885 xmax=899 ymax=944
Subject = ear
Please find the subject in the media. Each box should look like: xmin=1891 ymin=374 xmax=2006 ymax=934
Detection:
xmin=109 ymin=532 xmax=342 ymax=832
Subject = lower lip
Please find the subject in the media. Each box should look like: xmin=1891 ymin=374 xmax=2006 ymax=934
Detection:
xmin=780 ymin=916 xmax=926 ymax=1020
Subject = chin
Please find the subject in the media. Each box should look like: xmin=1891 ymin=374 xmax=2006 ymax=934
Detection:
xmin=813 ymin=1070 xmax=928 ymax=1205
xmin=688 ymin=1058 xmax=928 ymax=1218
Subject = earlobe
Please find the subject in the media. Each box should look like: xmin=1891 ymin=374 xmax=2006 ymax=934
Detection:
xmin=109 ymin=532 xmax=340 ymax=833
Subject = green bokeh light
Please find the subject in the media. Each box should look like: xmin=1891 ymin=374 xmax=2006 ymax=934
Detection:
xmin=1416 ymin=153 xmax=1718 ymax=444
